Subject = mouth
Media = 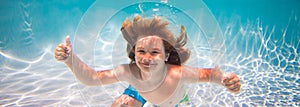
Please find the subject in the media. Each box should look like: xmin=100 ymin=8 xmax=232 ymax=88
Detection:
xmin=140 ymin=63 xmax=156 ymax=68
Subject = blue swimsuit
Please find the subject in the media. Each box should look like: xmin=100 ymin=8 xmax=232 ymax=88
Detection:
xmin=123 ymin=85 xmax=189 ymax=107
xmin=123 ymin=85 xmax=147 ymax=106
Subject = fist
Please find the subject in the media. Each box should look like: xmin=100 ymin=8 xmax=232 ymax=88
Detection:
xmin=54 ymin=36 xmax=72 ymax=62
xmin=222 ymin=72 xmax=241 ymax=93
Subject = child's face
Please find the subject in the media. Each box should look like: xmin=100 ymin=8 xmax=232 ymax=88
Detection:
xmin=135 ymin=36 xmax=166 ymax=72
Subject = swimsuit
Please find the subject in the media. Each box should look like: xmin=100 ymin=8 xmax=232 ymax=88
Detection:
xmin=179 ymin=90 xmax=189 ymax=103
xmin=176 ymin=90 xmax=190 ymax=107
xmin=123 ymin=85 xmax=146 ymax=106
xmin=153 ymin=93 xmax=189 ymax=107
xmin=123 ymin=85 xmax=189 ymax=107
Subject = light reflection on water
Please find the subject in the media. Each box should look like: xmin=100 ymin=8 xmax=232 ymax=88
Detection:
xmin=0 ymin=0 xmax=299 ymax=107
xmin=218 ymin=14 xmax=299 ymax=106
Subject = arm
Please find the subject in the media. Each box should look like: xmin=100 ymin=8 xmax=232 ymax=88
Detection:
xmin=183 ymin=66 xmax=241 ymax=92
xmin=54 ymin=36 xmax=123 ymax=86
xmin=64 ymin=53 xmax=122 ymax=86
xmin=183 ymin=66 xmax=223 ymax=84
xmin=199 ymin=66 xmax=224 ymax=84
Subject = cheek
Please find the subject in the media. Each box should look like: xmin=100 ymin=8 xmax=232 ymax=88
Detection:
xmin=134 ymin=53 xmax=141 ymax=60
xmin=154 ymin=55 xmax=165 ymax=62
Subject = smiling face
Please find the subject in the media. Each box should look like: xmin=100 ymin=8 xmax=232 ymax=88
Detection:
xmin=135 ymin=36 xmax=167 ymax=72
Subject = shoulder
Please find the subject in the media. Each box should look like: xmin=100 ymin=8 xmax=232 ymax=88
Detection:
xmin=168 ymin=65 xmax=194 ymax=73
xmin=168 ymin=65 xmax=197 ymax=83
xmin=168 ymin=65 xmax=199 ymax=83
xmin=168 ymin=64 xmax=196 ymax=73
xmin=112 ymin=64 xmax=132 ymax=81
xmin=167 ymin=64 xmax=184 ymax=78
xmin=114 ymin=63 xmax=140 ymax=81
xmin=168 ymin=64 xmax=182 ymax=71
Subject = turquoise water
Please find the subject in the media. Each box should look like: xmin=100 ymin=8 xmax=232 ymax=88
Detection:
xmin=0 ymin=0 xmax=299 ymax=106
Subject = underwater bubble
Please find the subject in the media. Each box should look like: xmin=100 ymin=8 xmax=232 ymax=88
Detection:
xmin=152 ymin=8 xmax=159 ymax=12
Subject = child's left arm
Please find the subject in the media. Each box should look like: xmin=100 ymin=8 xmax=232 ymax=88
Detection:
xmin=183 ymin=66 xmax=241 ymax=93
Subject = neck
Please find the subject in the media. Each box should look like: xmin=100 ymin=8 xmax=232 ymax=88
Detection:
xmin=140 ymin=64 xmax=167 ymax=82
xmin=135 ymin=64 xmax=168 ymax=92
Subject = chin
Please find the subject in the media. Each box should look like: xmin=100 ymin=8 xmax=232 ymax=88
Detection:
xmin=137 ymin=65 xmax=155 ymax=72
xmin=140 ymin=66 xmax=152 ymax=71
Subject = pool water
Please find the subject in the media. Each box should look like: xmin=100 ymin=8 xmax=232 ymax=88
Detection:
xmin=0 ymin=0 xmax=299 ymax=106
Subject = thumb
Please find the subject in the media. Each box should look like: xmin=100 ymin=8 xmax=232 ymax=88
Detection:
xmin=65 ymin=35 xmax=71 ymax=46
xmin=65 ymin=35 xmax=72 ymax=54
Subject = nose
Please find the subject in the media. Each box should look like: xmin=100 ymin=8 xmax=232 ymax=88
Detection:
xmin=142 ymin=53 xmax=152 ymax=63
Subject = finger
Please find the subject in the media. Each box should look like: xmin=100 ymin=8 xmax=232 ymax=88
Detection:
xmin=232 ymin=86 xmax=241 ymax=92
xmin=56 ymin=46 xmax=67 ymax=52
xmin=55 ymin=55 xmax=68 ymax=61
xmin=222 ymin=72 xmax=236 ymax=83
xmin=229 ymin=87 xmax=240 ymax=93
xmin=65 ymin=36 xmax=72 ymax=54
xmin=226 ymin=84 xmax=240 ymax=92
xmin=54 ymin=52 xmax=65 ymax=60
xmin=57 ymin=43 xmax=68 ymax=49
xmin=55 ymin=53 xmax=68 ymax=61
xmin=65 ymin=36 xmax=71 ymax=46
xmin=222 ymin=76 xmax=231 ymax=84
xmin=55 ymin=51 xmax=69 ymax=58
xmin=228 ymin=82 xmax=241 ymax=92
xmin=224 ymin=77 xmax=240 ymax=86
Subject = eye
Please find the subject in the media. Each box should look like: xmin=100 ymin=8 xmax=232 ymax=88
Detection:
xmin=137 ymin=50 xmax=145 ymax=53
xmin=151 ymin=51 xmax=159 ymax=54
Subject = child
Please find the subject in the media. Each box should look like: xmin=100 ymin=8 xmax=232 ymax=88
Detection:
xmin=54 ymin=15 xmax=241 ymax=107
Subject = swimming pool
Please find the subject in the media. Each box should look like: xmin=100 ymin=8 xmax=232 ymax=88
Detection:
xmin=0 ymin=0 xmax=299 ymax=106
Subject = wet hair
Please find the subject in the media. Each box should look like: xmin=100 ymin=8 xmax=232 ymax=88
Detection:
xmin=120 ymin=15 xmax=190 ymax=65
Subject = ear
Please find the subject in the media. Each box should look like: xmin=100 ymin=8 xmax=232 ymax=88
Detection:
xmin=165 ymin=53 xmax=170 ymax=61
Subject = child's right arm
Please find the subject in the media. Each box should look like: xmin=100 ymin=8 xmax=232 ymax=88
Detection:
xmin=54 ymin=36 xmax=126 ymax=86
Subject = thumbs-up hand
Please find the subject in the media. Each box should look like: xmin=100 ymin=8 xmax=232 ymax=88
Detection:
xmin=54 ymin=36 xmax=72 ymax=62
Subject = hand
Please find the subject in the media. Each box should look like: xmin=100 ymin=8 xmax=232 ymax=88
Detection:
xmin=111 ymin=94 xmax=142 ymax=107
xmin=222 ymin=72 xmax=241 ymax=93
xmin=54 ymin=36 xmax=72 ymax=62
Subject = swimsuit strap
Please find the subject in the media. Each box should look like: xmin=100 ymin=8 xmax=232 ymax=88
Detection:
xmin=123 ymin=85 xmax=146 ymax=106
xmin=179 ymin=92 xmax=189 ymax=103
xmin=155 ymin=89 xmax=190 ymax=107
xmin=179 ymin=89 xmax=189 ymax=103
xmin=175 ymin=89 xmax=190 ymax=107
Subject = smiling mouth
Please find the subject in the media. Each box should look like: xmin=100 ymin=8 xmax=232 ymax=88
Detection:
xmin=141 ymin=63 xmax=156 ymax=67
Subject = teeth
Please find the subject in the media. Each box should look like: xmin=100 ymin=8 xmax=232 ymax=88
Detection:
xmin=143 ymin=64 xmax=151 ymax=67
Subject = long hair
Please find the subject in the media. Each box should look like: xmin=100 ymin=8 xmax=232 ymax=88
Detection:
xmin=120 ymin=15 xmax=190 ymax=65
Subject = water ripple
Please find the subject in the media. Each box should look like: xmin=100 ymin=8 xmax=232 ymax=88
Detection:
xmin=1 ymin=1 xmax=299 ymax=107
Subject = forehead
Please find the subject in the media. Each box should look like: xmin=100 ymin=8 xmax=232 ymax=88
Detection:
xmin=136 ymin=36 xmax=164 ymax=48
